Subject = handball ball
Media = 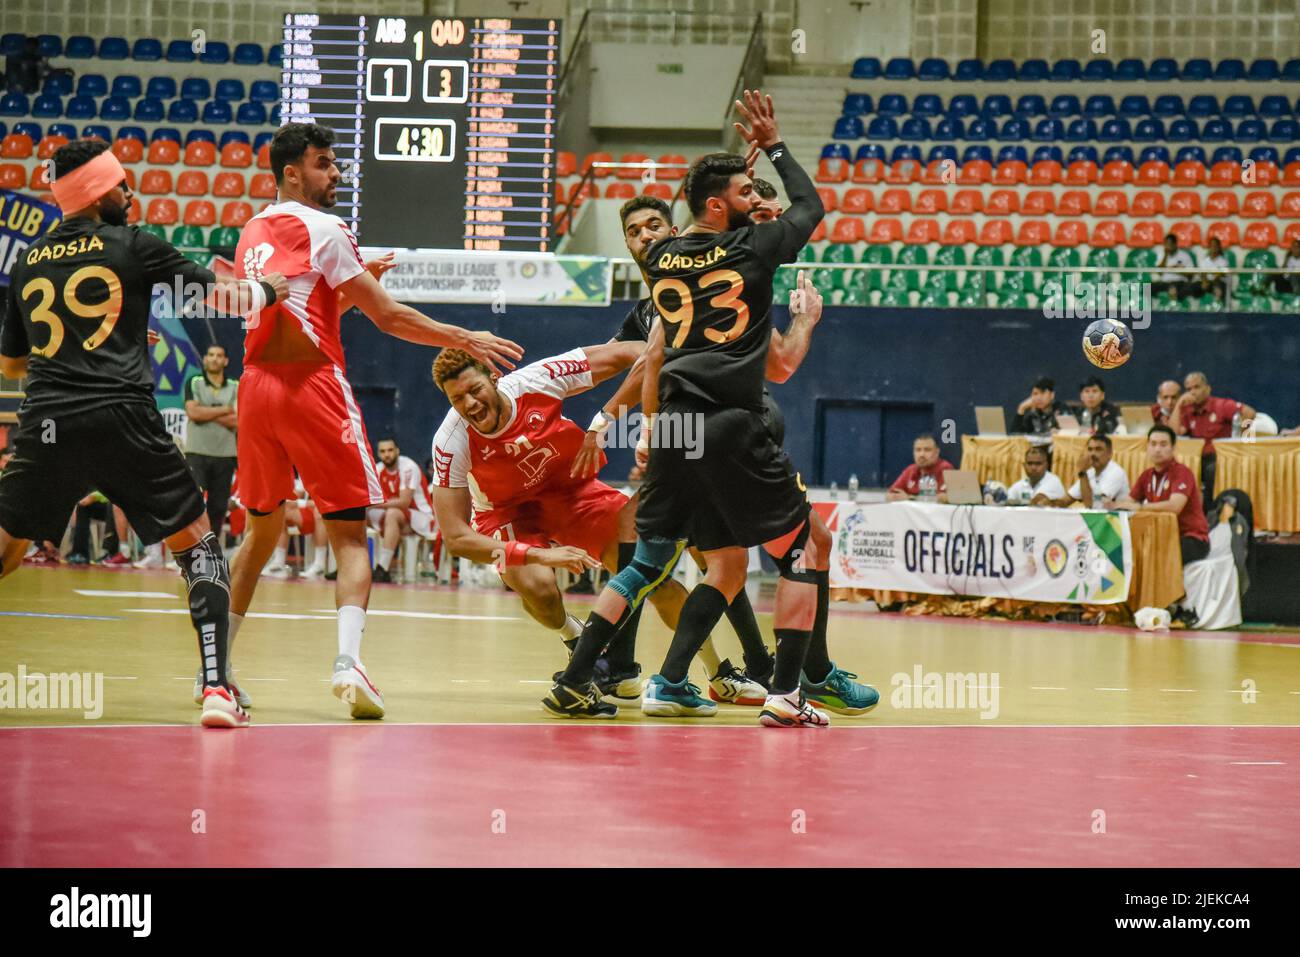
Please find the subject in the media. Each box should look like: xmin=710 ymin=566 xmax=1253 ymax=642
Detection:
xmin=982 ymin=480 xmax=1008 ymax=506
xmin=1082 ymin=318 xmax=1133 ymax=370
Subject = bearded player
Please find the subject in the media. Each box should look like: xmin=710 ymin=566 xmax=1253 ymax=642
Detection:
xmin=369 ymin=437 xmax=435 ymax=583
xmin=226 ymin=122 xmax=522 ymax=719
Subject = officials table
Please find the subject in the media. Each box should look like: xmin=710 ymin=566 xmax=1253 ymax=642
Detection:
xmin=1212 ymin=437 xmax=1300 ymax=533
xmin=961 ymin=434 xmax=1205 ymax=493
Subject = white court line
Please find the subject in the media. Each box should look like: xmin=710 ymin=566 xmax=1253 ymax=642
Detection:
xmin=1095 ymin=687 xmax=1129 ymax=692
xmin=75 ymin=590 xmax=175 ymax=599
xmin=1030 ymin=686 xmax=1067 ymax=691
xmin=312 ymin=608 xmax=521 ymax=622
xmin=450 ymin=679 xmax=491 ymax=684
xmin=125 ymin=608 xmax=335 ymax=620
xmin=1161 ymin=688 xmax=1198 ymax=693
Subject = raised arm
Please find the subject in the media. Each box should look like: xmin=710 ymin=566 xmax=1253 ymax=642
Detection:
xmin=571 ymin=343 xmax=649 ymax=479
xmin=766 ymin=270 xmax=822 ymax=383
xmin=736 ymin=90 xmax=824 ymax=262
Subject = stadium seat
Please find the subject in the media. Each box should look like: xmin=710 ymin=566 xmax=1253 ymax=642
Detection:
xmin=31 ymin=93 xmax=62 ymax=118
xmin=110 ymin=137 xmax=143 ymax=164
xmin=1095 ymin=191 xmax=1128 ymax=216
xmin=1171 ymin=160 xmax=1206 ymax=185
xmin=1082 ymin=95 xmax=1114 ymax=118
xmin=582 ymin=151 xmax=613 ymax=177
xmin=921 ymin=158 xmax=953 ymax=184
xmin=99 ymin=96 xmax=131 ymax=121
xmin=1282 ymin=193 xmax=1300 ymax=218
xmin=985 ymin=189 xmax=1018 ymax=215
xmin=1016 ymin=94 xmax=1047 ymax=117
xmin=47 ymin=122 xmax=75 ymax=140
xmin=185 ymin=129 xmax=215 ymax=147
xmin=978 ymin=220 xmax=1012 ymax=247
xmin=868 ymin=219 xmax=902 ymax=244
xmin=180 ymin=78 xmax=211 ymax=101
xmin=139 ymin=168 xmax=172 ymax=195
xmin=1049 ymin=94 xmax=1080 ymax=118
xmin=133 ymin=38 xmax=163 ymax=60
xmin=918 ymin=58 xmax=950 ymax=81
xmin=183 ymin=200 xmax=217 ymax=227
xmin=832 ymin=116 xmax=862 ymax=140
xmin=177 ymin=170 xmax=208 ymax=196
xmin=1020 ymin=59 xmax=1049 ymax=81
xmin=1285 ymin=163 xmax=1300 ymax=186
xmin=941 ymin=220 xmax=976 ymax=246
xmin=147 ymin=139 xmax=180 ymax=164
xmin=1201 ymin=117 xmax=1231 ymax=141
xmin=0 ymin=163 xmax=23 ymax=189
xmin=965 ymin=118 xmax=994 ymax=140
xmin=213 ymin=171 xmax=245 ymax=198
xmin=961 ymin=145 xmax=992 ymax=164
xmin=852 ymin=158 xmax=885 ymax=183
xmin=35 ymin=134 xmax=66 ymax=160
xmin=956 ymin=160 xmax=991 ymax=185
xmin=1222 ymin=95 xmax=1256 ymax=118
xmin=990 ymin=159 xmax=1025 ymax=185
xmin=13 ymin=121 xmax=41 ymax=142
xmin=1083 ymin=59 xmax=1115 ymax=81
xmin=65 ymin=36 xmax=95 ymax=58
xmin=912 ymin=94 xmax=943 ymax=118
xmin=141 ymin=77 xmax=176 ymax=102
xmin=184 ymin=141 xmax=216 ymax=166
xmin=998 ymin=117 xmax=1028 ymax=140
xmin=1259 ymin=95 xmax=1291 ymax=119
xmin=202 ymin=101 xmax=232 ymax=125
xmin=813 ymin=187 xmax=838 ymax=212
xmin=1065 ymin=118 xmax=1097 ymax=142
xmin=1243 ymin=223 xmax=1279 ymax=249
xmin=1099 ymin=118 xmax=1131 ymax=142
xmin=851 ymin=57 xmax=882 ymax=79
xmin=27 ymin=164 xmax=51 ymax=190
xmin=614 ymin=153 xmax=648 ymax=179
xmin=1285 ymin=223 xmax=1300 ymax=247
xmin=841 ymin=188 xmax=873 ymax=214
xmin=171 ymin=225 xmax=205 ymax=250
xmin=604 ymin=183 xmax=635 ymax=200
xmin=950 ymin=189 xmax=983 ymax=214
xmin=816 ymin=158 xmax=849 ymax=183
xmin=1168 ymin=191 xmax=1202 ymax=217
xmin=0 ymin=92 xmax=30 ymax=117
xmin=1131 ymin=191 xmax=1165 ymax=216
xmin=642 ymin=183 xmax=673 ymax=201
xmin=954 ymin=59 xmax=983 ymax=82
xmin=146 ymin=198 xmax=179 ymax=224
xmin=110 ymin=76 xmax=142 ymax=100
xmin=1212 ymin=145 xmax=1244 ymax=165
xmin=1063 ymin=160 xmax=1097 ymax=185
xmin=566 ymin=182 xmax=595 ymax=206
xmin=99 ymin=37 xmax=129 ymax=60
xmin=62 ymin=95 xmax=96 ymax=120
xmin=131 ymin=97 xmax=163 ymax=122
xmin=831 ymin=217 xmax=867 ymax=244
xmin=841 ymin=93 xmax=872 ymax=116
xmin=215 ymin=79 xmax=246 ymax=103
xmin=878 ymin=94 xmax=908 ymax=117
xmin=249 ymin=80 xmax=278 ymax=106
xmin=1027 ymin=160 xmax=1062 ymax=184
xmin=1128 ymin=221 xmax=1163 ymax=248
xmin=1207 ymin=222 xmax=1239 ymax=248
xmin=1148 ymin=58 xmax=1178 ymax=81
xmin=0 ymin=134 xmax=32 ymax=158
xmin=42 ymin=73 xmax=72 ymax=96
xmin=876 ymin=188 xmax=910 ymax=213
xmin=1207 ymin=161 xmax=1239 ymax=186
xmin=208 ymin=224 xmax=241 ymax=250
xmin=269 ymin=44 xmax=284 ymax=67
xmin=934 ymin=117 xmax=964 ymax=139
xmin=901 ymin=117 xmax=933 ymax=140
xmin=1170 ymin=222 xmax=1203 ymax=247
xmin=236 ymin=103 xmax=268 ymax=126
xmin=253 ymin=132 xmax=274 ymax=153
xmin=1021 ymin=190 xmax=1054 ymax=215
xmin=1052 ymin=222 xmax=1087 ymax=246
xmin=1251 ymin=161 xmax=1280 ymax=185
xmin=1057 ymin=190 xmax=1091 ymax=216
xmin=1169 ymin=118 xmax=1200 ymax=142
xmin=1033 ymin=118 xmax=1063 ymax=141
xmin=167 ymin=99 xmax=198 ymax=124
xmin=1238 ymin=191 xmax=1274 ymax=219
xmin=948 ymin=94 xmax=978 ymax=119
xmin=985 ymin=59 xmax=1016 ymax=81
xmin=1052 ymin=59 xmax=1082 ymax=82
xmin=1098 ymin=160 xmax=1133 ymax=184
xmin=198 ymin=40 xmax=230 ymax=64
xmin=1067 ymin=145 xmax=1098 ymax=165
xmin=1016 ymin=220 xmax=1051 ymax=246
xmin=855 ymin=144 xmax=885 ymax=163
xmin=822 ymin=143 xmax=850 ymax=162
xmin=234 ymin=42 xmax=266 ymax=65
xmin=1248 ymin=58 xmax=1280 ymax=81
xmin=1271 ymin=119 xmax=1300 ymax=141
xmin=1092 ymin=222 xmax=1126 ymax=248
xmin=219 ymin=130 xmax=250 ymax=149
xmin=865 ymin=117 xmax=896 ymax=139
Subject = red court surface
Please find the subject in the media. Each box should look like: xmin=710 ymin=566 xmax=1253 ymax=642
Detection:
xmin=3 ymin=723 xmax=1296 ymax=867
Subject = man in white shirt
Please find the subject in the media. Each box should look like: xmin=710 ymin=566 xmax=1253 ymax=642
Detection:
xmin=1196 ymin=236 xmax=1232 ymax=302
xmin=1053 ymin=434 xmax=1130 ymax=508
xmin=1152 ymin=233 xmax=1196 ymax=301
xmin=1007 ymin=446 xmax=1066 ymax=506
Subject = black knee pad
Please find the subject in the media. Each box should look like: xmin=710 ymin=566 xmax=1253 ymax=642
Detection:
xmin=324 ymin=506 xmax=367 ymax=521
xmin=773 ymin=518 xmax=819 ymax=585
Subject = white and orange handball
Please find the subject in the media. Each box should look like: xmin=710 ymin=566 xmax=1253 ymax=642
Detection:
xmin=1082 ymin=318 xmax=1134 ymax=370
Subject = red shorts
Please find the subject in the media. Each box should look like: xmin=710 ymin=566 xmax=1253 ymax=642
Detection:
xmin=473 ymin=479 xmax=628 ymax=563
xmin=236 ymin=363 xmax=383 ymax=514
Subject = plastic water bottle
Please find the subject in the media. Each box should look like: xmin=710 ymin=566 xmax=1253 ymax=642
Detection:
xmin=919 ymin=474 xmax=937 ymax=500
xmin=848 ymin=473 xmax=859 ymax=498
xmin=829 ymin=480 xmax=839 ymax=500
xmin=1079 ymin=408 xmax=1093 ymax=433
xmin=1231 ymin=410 xmax=1242 ymax=438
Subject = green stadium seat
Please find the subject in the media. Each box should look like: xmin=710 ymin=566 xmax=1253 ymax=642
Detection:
xmin=1122 ymin=247 xmax=1156 ymax=283
xmin=208 ymin=226 xmax=239 ymax=249
xmin=1085 ymin=246 xmax=1118 ymax=283
xmin=138 ymin=223 xmax=167 ymax=240
xmin=997 ymin=289 xmax=1030 ymax=308
xmin=1043 ymin=247 xmax=1080 ymax=285
xmin=878 ymin=287 xmax=911 ymax=307
xmin=892 ymin=245 xmax=928 ymax=292
xmin=822 ymin=244 xmax=856 ymax=265
xmin=171 ymin=224 xmax=205 ymax=248
xmin=932 ymin=245 xmax=966 ymax=291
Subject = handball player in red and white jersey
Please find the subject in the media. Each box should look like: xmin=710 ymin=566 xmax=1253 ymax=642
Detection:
xmin=228 ymin=123 xmax=521 ymax=719
xmin=429 ymin=344 xmax=690 ymax=702
xmin=368 ymin=437 xmax=435 ymax=583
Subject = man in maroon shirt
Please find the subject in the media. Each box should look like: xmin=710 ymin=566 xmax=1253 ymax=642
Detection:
xmin=1150 ymin=379 xmax=1181 ymax=427
xmin=886 ymin=433 xmax=955 ymax=502
xmin=1167 ymin=371 xmax=1255 ymax=511
xmin=1116 ymin=425 xmax=1209 ymax=565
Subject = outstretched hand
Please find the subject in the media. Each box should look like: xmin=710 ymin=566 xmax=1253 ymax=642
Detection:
xmin=734 ymin=89 xmax=780 ymax=150
xmin=462 ymin=329 xmax=523 ymax=375
xmin=365 ymin=252 xmax=398 ymax=280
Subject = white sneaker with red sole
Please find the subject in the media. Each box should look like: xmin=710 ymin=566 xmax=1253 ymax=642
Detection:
xmin=200 ymin=685 xmax=250 ymax=728
xmin=331 ymin=654 xmax=385 ymax=719
xmin=758 ymin=690 xmax=831 ymax=728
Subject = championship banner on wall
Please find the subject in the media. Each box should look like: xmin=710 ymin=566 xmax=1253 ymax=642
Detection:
xmin=824 ymin=502 xmax=1134 ymax=604
xmin=370 ymin=249 xmax=612 ymax=305
xmin=0 ymin=190 xmax=61 ymax=286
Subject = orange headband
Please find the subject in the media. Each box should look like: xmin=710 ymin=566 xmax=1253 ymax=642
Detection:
xmin=50 ymin=151 xmax=128 ymax=215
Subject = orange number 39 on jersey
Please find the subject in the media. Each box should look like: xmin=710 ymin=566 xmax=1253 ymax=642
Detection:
xmin=20 ymin=266 xmax=124 ymax=357
xmin=652 ymin=269 xmax=750 ymax=348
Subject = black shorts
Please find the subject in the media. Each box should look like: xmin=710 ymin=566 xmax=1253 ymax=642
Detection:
xmin=636 ymin=402 xmax=808 ymax=552
xmin=0 ymin=403 xmax=206 ymax=545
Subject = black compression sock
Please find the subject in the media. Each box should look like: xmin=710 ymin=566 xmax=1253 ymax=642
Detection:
xmin=660 ymin=584 xmax=730 ymax=684
xmin=802 ymin=571 xmax=832 ymax=684
xmin=560 ymin=609 xmax=624 ymax=687
xmin=176 ymin=533 xmax=231 ymax=690
xmin=725 ymin=588 xmax=771 ymax=678
xmin=772 ymin=628 xmax=812 ymax=695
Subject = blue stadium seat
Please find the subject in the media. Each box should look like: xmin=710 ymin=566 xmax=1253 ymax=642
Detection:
xmin=65 ymin=96 xmax=97 ymax=120
xmin=984 ymin=59 xmax=1016 ymax=81
xmin=150 ymin=127 xmax=181 ymax=144
xmin=166 ymin=40 xmax=197 ymax=62
xmin=250 ymin=80 xmax=279 ymax=104
xmin=1065 ymin=118 xmax=1097 ymax=142
xmin=65 ymin=36 xmax=96 ymax=59
xmin=1188 ymin=95 xmax=1220 ymax=118
xmin=1120 ymin=95 xmax=1151 ymax=117
xmin=43 ymin=74 xmax=72 ymax=95
xmin=1032 ymin=118 xmax=1063 ymax=141
xmin=821 ymin=143 xmax=850 ymax=160
xmin=185 ymin=129 xmax=216 ymax=145
xmin=1019 ymin=59 xmax=1049 ymax=81
xmin=913 ymin=94 xmax=942 ymax=117
xmin=1100 ymin=118 xmax=1131 ymax=141
xmin=1067 ymin=145 xmax=1098 ymax=165
xmin=1214 ymin=58 xmax=1245 ymax=81
xmin=927 ymin=144 xmax=957 ymax=162
xmin=1234 ymin=119 xmax=1265 ymax=142
xmin=1182 ymin=58 xmax=1212 ymax=81
xmin=99 ymin=37 xmax=129 ymax=60
xmin=1153 ymin=94 xmax=1184 ymax=117
xmin=36 ymin=35 xmax=62 ymax=57
xmin=0 ymin=121 xmax=9 ymax=140
xmin=1138 ymin=145 xmax=1170 ymax=165
xmin=947 ymin=95 xmax=978 ymax=118
xmin=854 ymin=143 xmax=885 ymax=162
xmin=13 ymin=121 xmax=41 ymax=142
xmin=851 ymin=57 xmax=882 ymax=79
xmin=934 ymin=117 xmax=964 ymax=140
xmin=1249 ymin=146 xmax=1278 ymax=164
xmin=1284 ymin=60 xmax=1300 ymax=82
xmin=954 ymin=59 xmax=983 ymax=82
xmin=865 ymin=116 xmax=896 ymax=139
xmin=1174 ymin=145 xmax=1207 ymax=165
xmin=77 ymin=74 xmax=108 ymax=97
xmin=181 ymin=78 xmax=211 ymax=100
xmin=80 ymin=124 xmax=112 ymax=142
xmin=1102 ymin=145 xmax=1134 ymax=165
xmin=1271 ymin=119 xmax=1299 ymax=141
xmin=133 ymin=38 xmax=163 ymax=61
xmin=99 ymin=97 xmax=131 ymax=121
xmin=842 ymin=93 xmax=872 ymax=116
xmin=0 ymin=92 xmax=30 ymax=117
xmin=1259 ymin=96 xmax=1291 ymax=117
xmin=889 ymin=144 xmax=921 ymax=163
xmin=1016 ymin=94 xmax=1047 ymax=117
xmin=167 ymin=99 xmax=198 ymax=124
xmin=1 ymin=33 xmax=25 ymax=56
xmin=116 ymin=125 xmax=146 ymax=145
xmin=47 ymin=122 xmax=76 ymax=140
xmin=1248 ymin=59 xmax=1279 ymax=81
xmin=1148 ymin=58 xmax=1178 ymax=81
xmin=901 ymin=116 xmax=931 ymax=140
xmin=215 ymin=79 xmax=245 ymax=102
xmin=918 ymin=58 xmax=949 ymax=80
xmin=878 ymin=94 xmax=908 ymax=117
xmin=1115 ymin=59 xmax=1146 ymax=81
xmin=1168 ymin=118 xmax=1199 ymax=142
xmin=965 ymin=118 xmax=993 ymax=141
xmin=147 ymin=76 xmax=178 ymax=100
xmin=1134 ymin=118 xmax=1165 ymax=142
xmin=268 ymin=44 xmax=284 ymax=67
xmin=1051 ymin=59 xmax=1081 ymax=82
xmin=1049 ymin=94 xmax=1080 ymax=117
xmin=253 ymin=131 xmax=275 ymax=151
xmin=133 ymin=98 xmax=164 ymax=122
xmin=31 ymin=94 xmax=62 ymax=118
xmin=982 ymin=94 xmax=1012 ymax=118
xmin=1031 ymin=145 xmax=1063 ymax=164
xmin=962 ymin=145 xmax=993 ymax=164
xmin=884 ymin=57 xmax=914 ymax=80
xmin=1083 ymin=95 xmax=1115 ymax=117
xmin=998 ymin=117 xmax=1028 ymax=141
xmin=200 ymin=41 xmax=231 ymax=64
xmin=997 ymin=144 xmax=1028 ymax=164
xmin=236 ymin=102 xmax=268 ymax=125
xmin=1082 ymin=59 xmax=1114 ymax=81
xmin=269 ymin=104 xmax=281 ymax=125
xmin=234 ymin=43 xmax=264 ymax=65
xmin=1223 ymin=96 xmax=1255 ymax=117
xmin=833 ymin=116 xmax=863 ymax=139
xmin=1201 ymin=117 xmax=1231 ymax=141
xmin=1286 ymin=147 xmax=1300 ymax=165
xmin=1211 ymin=146 xmax=1243 ymax=165
xmin=111 ymin=76 xmax=143 ymax=99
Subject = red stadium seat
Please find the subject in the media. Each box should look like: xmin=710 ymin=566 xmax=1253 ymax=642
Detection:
xmin=126 ymin=197 xmax=141 ymax=225
xmin=582 ymin=151 xmax=613 ymax=177
xmin=1062 ymin=160 xmax=1097 ymax=185
xmin=840 ymin=188 xmax=873 ymax=214
xmin=0 ymin=163 xmax=24 ymax=189
xmin=148 ymin=139 xmax=180 ymax=164
xmin=1170 ymin=222 xmax=1202 ymax=247
xmin=1203 ymin=191 xmax=1238 ymax=218
xmin=554 ymin=181 xmax=565 ymax=205
xmin=36 ymin=135 xmax=67 ymax=160
xmin=912 ymin=188 xmax=946 ymax=214
xmin=1130 ymin=191 xmax=1165 ymax=216
xmin=851 ymin=158 xmax=884 ymax=183
xmin=992 ymin=160 xmax=1027 ymax=185
xmin=978 ymin=220 xmax=1013 ymax=246
xmin=1127 ymin=221 xmax=1164 ymax=248
xmin=868 ymin=218 xmax=902 ymax=244
xmin=1098 ymin=160 xmax=1133 ymax=185
xmin=615 ymin=153 xmax=649 ymax=179
xmin=1094 ymin=190 xmax=1128 ymax=216
xmin=656 ymin=154 xmax=687 ymax=180
xmin=1027 ymin=160 xmax=1062 ymax=185
xmin=1171 ymin=161 xmax=1206 ymax=186
xmin=1052 ymin=221 xmax=1087 ymax=246
xmin=1 ymin=134 xmax=34 ymax=159
xmin=1206 ymin=222 xmax=1239 ymax=248
xmin=1091 ymin=221 xmax=1126 ymax=247
xmin=1057 ymin=190 xmax=1092 ymax=216
xmin=111 ymin=137 xmax=143 ymax=164
xmin=815 ymin=187 xmax=838 ymax=212
xmin=139 ymin=168 xmax=172 ymax=194
xmin=146 ymin=198 xmax=179 ymax=224
xmin=184 ymin=141 xmax=216 ymax=167
xmin=830 ymin=217 xmax=866 ymax=243
xmin=1207 ymin=161 xmax=1239 ymax=187
xmin=885 ymin=159 xmax=921 ymax=184
xmin=1021 ymin=190 xmax=1055 ymax=215
xmin=183 ymin=200 xmax=217 ymax=226
xmin=1250 ymin=161 xmax=1279 ymax=186
xmin=1167 ymin=191 xmax=1202 ymax=217
xmin=642 ymin=182 xmax=674 ymax=201
xmin=1279 ymin=192 xmax=1300 ymax=218
xmin=809 ymin=220 xmax=826 ymax=243
xmin=985 ymin=189 xmax=1018 ymax=215
xmin=249 ymin=172 xmax=277 ymax=199
xmin=556 ymin=151 xmax=577 ymax=178
xmin=604 ymin=182 xmax=635 ymax=199
xmin=567 ymin=181 xmax=595 ymax=206
xmin=220 ymin=142 xmax=253 ymax=168
xmin=1242 ymin=222 xmax=1278 ymax=249
xmin=876 ymin=188 xmax=910 ymax=213
xmin=220 ymin=201 xmax=253 ymax=227
xmin=1134 ymin=161 xmax=1170 ymax=185
xmin=905 ymin=218 xmax=939 ymax=244
xmin=1285 ymin=223 xmax=1300 ymax=247
xmin=921 ymin=158 xmax=953 ymax=185
xmin=256 ymin=143 xmax=270 ymax=169
xmin=1016 ymin=220 xmax=1051 ymax=246
xmin=942 ymin=219 xmax=976 ymax=245
xmin=28 ymin=164 xmax=51 ymax=190
xmin=815 ymin=158 xmax=849 ymax=183
xmin=177 ymin=170 xmax=209 ymax=196
xmin=949 ymin=188 xmax=983 ymax=214
xmin=956 ymin=160 xmax=991 ymax=185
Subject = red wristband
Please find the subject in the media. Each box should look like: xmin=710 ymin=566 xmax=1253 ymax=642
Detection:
xmin=504 ymin=541 xmax=532 ymax=566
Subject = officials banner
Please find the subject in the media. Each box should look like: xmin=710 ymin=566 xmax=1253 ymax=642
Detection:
xmin=371 ymin=249 xmax=611 ymax=305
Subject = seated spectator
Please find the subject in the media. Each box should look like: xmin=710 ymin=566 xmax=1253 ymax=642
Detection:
xmin=67 ymin=493 xmax=122 ymax=565
xmin=1168 ymin=370 xmax=1255 ymax=511
xmin=1196 ymin=236 xmax=1231 ymax=302
xmin=1272 ymin=239 xmax=1300 ymax=296
xmin=1073 ymin=376 xmax=1122 ymax=435
xmin=1010 ymin=376 xmax=1067 ymax=444
xmin=887 ymin=433 xmax=954 ymax=502
xmin=1152 ymin=233 xmax=1197 ymax=300
xmin=1007 ymin=446 xmax=1066 ymax=506
xmin=1116 ymin=425 xmax=1209 ymax=565
xmin=1151 ymin=379 xmax=1181 ymax=427
xmin=1055 ymin=434 xmax=1131 ymax=507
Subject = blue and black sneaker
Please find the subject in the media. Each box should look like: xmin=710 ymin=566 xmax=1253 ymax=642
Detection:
xmin=641 ymin=674 xmax=718 ymax=717
xmin=800 ymin=661 xmax=880 ymax=715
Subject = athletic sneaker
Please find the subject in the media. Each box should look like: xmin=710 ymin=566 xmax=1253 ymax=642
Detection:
xmin=541 ymin=680 xmax=617 ymax=719
xmin=301 ymin=564 xmax=327 ymax=581
xmin=801 ymin=661 xmax=880 ymax=715
xmin=331 ymin=654 xmax=385 ymax=719
xmin=707 ymin=658 xmax=767 ymax=706
xmin=641 ymin=674 xmax=717 ymax=717
xmin=262 ymin=562 xmax=293 ymax=579
xmin=593 ymin=658 xmax=643 ymax=703
xmin=133 ymin=547 xmax=164 ymax=569
xmin=199 ymin=685 xmax=250 ymax=728
xmin=372 ymin=565 xmax=392 ymax=584
xmin=100 ymin=552 xmax=131 ymax=567
xmin=759 ymin=689 xmax=830 ymax=728
xmin=193 ymin=668 xmax=252 ymax=709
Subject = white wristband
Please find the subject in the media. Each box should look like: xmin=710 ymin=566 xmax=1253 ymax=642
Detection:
xmin=588 ymin=410 xmax=615 ymax=435
xmin=244 ymin=278 xmax=267 ymax=315
xmin=638 ymin=413 xmax=655 ymax=449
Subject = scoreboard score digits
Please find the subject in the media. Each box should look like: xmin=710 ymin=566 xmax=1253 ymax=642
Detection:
xmin=281 ymin=13 xmax=561 ymax=251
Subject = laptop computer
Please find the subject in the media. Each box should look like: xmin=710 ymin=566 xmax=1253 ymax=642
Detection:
xmin=1121 ymin=404 xmax=1155 ymax=434
xmin=1055 ymin=413 xmax=1080 ymax=434
xmin=975 ymin=406 xmax=1008 ymax=436
xmin=944 ymin=469 xmax=984 ymax=505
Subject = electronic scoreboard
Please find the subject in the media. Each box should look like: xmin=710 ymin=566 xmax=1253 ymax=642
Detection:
xmin=280 ymin=13 xmax=561 ymax=252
